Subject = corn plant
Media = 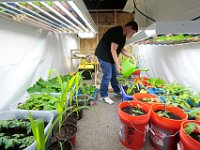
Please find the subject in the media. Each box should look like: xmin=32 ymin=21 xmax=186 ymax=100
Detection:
xmin=29 ymin=113 xmax=45 ymax=150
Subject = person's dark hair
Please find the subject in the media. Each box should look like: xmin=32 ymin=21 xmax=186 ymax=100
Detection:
xmin=125 ymin=21 xmax=138 ymax=32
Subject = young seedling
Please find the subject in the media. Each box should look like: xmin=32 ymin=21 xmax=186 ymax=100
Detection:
xmin=184 ymin=122 xmax=200 ymax=134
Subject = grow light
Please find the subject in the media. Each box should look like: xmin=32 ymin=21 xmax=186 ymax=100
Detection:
xmin=0 ymin=0 xmax=97 ymax=34
xmin=127 ymin=21 xmax=200 ymax=45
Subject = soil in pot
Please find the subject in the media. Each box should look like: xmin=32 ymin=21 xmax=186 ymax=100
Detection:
xmin=155 ymin=110 xmax=182 ymax=120
xmin=47 ymin=140 xmax=73 ymax=150
xmin=54 ymin=123 xmax=77 ymax=140
xmin=122 ymin=106 xmax=146 ymax=116
xmin=190 ymin=132 xmax=200 ymax=142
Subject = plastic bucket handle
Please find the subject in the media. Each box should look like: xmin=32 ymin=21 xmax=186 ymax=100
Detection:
xmin=121 ymin=115 xmax=149 ymax=135
xmin=148 ymin=127 xmax=180 ymax=138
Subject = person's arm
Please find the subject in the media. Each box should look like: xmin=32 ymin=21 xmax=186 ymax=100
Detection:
xmin=121 ymin=48 xmax=136 ymax=61
xmin=111 ymin=42 xmax=121 ymax=73
xmin=121 ymin=48 xmax=132 ymax=58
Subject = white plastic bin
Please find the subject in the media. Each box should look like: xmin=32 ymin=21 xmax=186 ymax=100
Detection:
xmin=0 ymin=110 xmax=54 ymax=150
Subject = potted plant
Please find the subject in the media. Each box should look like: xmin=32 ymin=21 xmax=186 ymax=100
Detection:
xmin=179 ymin=120 xmax=200 ymax=149
xmin=118 ymin=101 xmax=150 ymax=149
xmin=27 ymin=74 xmax=72 ymax=94
xmin=188 ymin=107 xmax=200 ymax=121
xmin=120 ymin=81 xmax=147 ymax=101
xmin=146 ymin=78 xmax=166 ymax=88
xmin=0 ymin=111 xmax=53 ymax=150
xmin=150 ymin=103 xmax=188 ymax=150
xmin=47 ymin=70 xmax=89 ymax=147
xmin=134 ymin=93 xmax=160 ymax=108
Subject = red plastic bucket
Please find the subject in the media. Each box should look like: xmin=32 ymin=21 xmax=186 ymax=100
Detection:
xmin=134 ymin=93 xmax=160 ymax=109
xmin=150 ymin=104 xmax=188 ymax=150
xmin=179 ymin=120 xmax=200 ymax=150
xmin=134 ymin=77 xmax=150 ymax=87
xmin=118 ymin=101 xmax=151 ymax=150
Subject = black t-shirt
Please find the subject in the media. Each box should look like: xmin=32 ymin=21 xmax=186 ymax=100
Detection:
xmin=95 ymin=26 xmax=126 ymax=64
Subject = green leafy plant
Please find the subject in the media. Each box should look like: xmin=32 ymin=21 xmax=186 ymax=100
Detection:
xmin=147 ymin=78 xmax=166 ymax=88
xmin=157 ymin=110 xmax=170 ymax=118
xmin=188 ymin=108 xmax=200 ymax=120
xmin=0 ymin=119 xmax=35 ymax=150
xmin=184 ymin=122 xmax=200 ymax=135
xmin=79 ymin=83 xmax=97 ymax=98
xmin=17 ymin=93 xmax=60 ymax=111
xmin=27 ymin=75 xmax=72 ymax=93
xmin=141 ymin=97 xmax=159 ymax=104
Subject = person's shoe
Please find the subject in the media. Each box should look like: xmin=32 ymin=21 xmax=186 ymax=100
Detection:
xmin=101 ymin=97 xmax=114 ymax=104
xmin=114 ymin=91 xmax=122 ymax=96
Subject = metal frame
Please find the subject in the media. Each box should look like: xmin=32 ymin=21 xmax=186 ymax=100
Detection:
xmin=127 ymin=21 xmax=200 ymax=44
xmin=0 ymin=0 xmax=97 ymax=33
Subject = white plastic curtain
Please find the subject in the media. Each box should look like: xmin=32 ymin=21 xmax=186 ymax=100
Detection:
xmin=124 ymin=0 xmax=200 ymax=27
xmin=136 ymin=42 xmax=200 ymax=92
xmin=0 ymin=17 xmax=80 ymax=110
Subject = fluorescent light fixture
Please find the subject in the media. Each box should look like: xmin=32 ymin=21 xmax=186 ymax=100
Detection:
xmin=127 ymin=21 xmax=200 ymax=44
xmin=144 ymin=29 xmax=156 ymax=37
xmin=54 ymin=1 xmax=89 ymax=32
xmin=68 ymin=0 xmax=96 ymax=33
xmin=41 ymin=2 xmax=81 ymax=32
xmin=78 ymin=32 xmax=96 ymax=39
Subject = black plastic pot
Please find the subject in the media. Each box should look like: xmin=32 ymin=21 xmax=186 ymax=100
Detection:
xmin=64 ymin=112 xmax=78 ymax=125
xmin=47 ymin=140 xmax=73 ymax=150
xmin=73 ymin=94 xmax=90 ymax=106
xmin=53 ymin=123 xmax=77 ymax=147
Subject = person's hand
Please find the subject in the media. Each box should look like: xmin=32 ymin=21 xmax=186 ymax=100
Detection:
xmin=116 ymin=64 xmax=122 ymax=73
xmin=130 ymin=55 xmax=136 ymax=62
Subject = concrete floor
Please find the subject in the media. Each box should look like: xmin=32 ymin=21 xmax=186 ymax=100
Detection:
xmin=76 ymin=93 xmax=154 ymax=150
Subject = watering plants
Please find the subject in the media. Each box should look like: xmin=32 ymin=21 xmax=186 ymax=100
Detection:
xmin=1 ymin=0 xmax=200 ymax=150
xmin=95 ymin=21 xmax=138 ymax=104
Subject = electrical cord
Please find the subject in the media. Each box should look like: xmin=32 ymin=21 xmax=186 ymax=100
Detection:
xmin=133 ymin=0 xmax=156 ymax=22
xmin=191 ymin=16 xmax=200 ymax=21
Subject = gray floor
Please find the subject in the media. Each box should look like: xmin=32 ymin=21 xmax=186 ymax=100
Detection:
xmin=76 ymin=93 xmax=154 ymax=150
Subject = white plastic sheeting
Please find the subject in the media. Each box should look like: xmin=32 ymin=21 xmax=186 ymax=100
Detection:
xmin=0 ymin=17 xmax=79 ymax=111
xmin=124 ymin=0 xmax=200 ymax=27
xmin=136 ymin=43 xmax=200 ymax=91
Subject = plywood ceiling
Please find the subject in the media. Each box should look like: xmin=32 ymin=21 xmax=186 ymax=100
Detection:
xmin=83 ymin=0 xmax=127 ymax=10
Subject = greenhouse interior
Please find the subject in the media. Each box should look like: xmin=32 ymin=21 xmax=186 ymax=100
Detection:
xmin=0 ymin=0 xmax=200 ymax=150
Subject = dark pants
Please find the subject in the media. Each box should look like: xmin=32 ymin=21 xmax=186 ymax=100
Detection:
xmin=98 ymin=58 xmax=120 ymax=98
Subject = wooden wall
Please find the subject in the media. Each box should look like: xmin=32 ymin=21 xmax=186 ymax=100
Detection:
xmin=80 ymin=11 xmax=134 ymax=51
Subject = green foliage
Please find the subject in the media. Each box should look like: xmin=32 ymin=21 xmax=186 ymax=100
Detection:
xmin=79 ymin=83 xmax=97 ymax=98
xmin=29 ymin=113 xmax=45 ymax=150
xmin=17 ymin=93 xmax=60 ymax=111
xmin=157 ymin=110 xmax=170 ymax=119
xmin=164 ymin=82 xmax=191 ymax=96
xmin=0 ymin=119 xmax=32 ymax=134
xmin=0 ymin=119 xmax=35 ymax=149
xmin=188 ymin=108 xmax=200 ymax=120
xmin=154 ymin=34 xmax=192 ymax=42
xmin=184 ymin=122 xmax=200 ymax=135
xmin=147 ymin=78 xmax=166 ymax=88
xmin=142 ymin=97 xmax=159 ymax=103
xmin=27 ymin=75 xmax=72 ymax=93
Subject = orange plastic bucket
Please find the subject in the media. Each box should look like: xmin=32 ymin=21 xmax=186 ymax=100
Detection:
xmin=118 ymin=101 xmax=151 ymax=150
xmin=134 ymin=77 xmax=151 ymax=87
xmin=134 ymin=93 xmax=160 ymax=109
xmin=150 ymin=104 xmax=188 ymax=150
xmin=179 ymin=120 xmax=200 ymax=150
